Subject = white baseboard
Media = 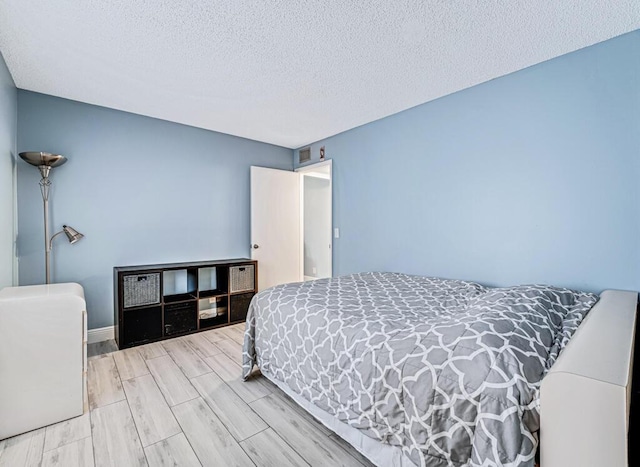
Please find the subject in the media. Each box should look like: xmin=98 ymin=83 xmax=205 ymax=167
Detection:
xmin=88 ymin=326 xmax=115 ymax=344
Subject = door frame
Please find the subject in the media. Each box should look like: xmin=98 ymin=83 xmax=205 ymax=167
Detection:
xmin=295 ymin=160 xmax=333 ymax=279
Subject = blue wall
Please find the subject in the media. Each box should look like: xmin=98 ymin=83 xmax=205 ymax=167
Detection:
xmin=296 ymin=31 xmax=640 ymax=293
xmin=17 ymin=92 xmax=292 ymax=328
xmin=0 ymin=51 xmax=17 ymax=288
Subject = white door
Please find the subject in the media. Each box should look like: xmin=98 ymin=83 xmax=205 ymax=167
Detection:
xmin=250 ymin=166 xmax=302 ymax=291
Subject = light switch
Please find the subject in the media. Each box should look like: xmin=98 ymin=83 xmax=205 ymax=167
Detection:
xmin=334 ymin=228 xmax=340 ymax=238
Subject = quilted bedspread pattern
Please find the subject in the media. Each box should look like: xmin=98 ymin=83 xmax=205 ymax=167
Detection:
xmin=242 ymin=272 xmax=597 ymax=466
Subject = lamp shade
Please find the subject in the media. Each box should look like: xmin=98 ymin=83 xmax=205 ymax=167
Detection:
xmin=19 ymin=152 xmax=67 ymax=179
xmin=62 ymin=225 xmax=84 ymax=244
xmin=19 ymin=152 xmax=67 ymax=168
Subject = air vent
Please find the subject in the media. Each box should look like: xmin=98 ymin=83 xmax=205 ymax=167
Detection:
xmin=299 ymin=147 xmax=311 ymax=164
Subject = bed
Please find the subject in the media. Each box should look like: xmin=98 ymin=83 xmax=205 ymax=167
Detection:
xmin=242 ymin=272 xmax=637 ymax=467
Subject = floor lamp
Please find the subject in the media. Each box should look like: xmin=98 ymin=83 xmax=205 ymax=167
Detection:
xmin=19 ymin=152 xmax=85 ymax=284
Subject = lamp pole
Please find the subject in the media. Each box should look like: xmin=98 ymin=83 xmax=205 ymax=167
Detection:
xmin=37 ymin=166 xmax=53 ymax=284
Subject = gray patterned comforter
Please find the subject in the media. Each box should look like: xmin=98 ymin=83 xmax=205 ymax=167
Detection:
xmin=242 ymin=272 xmax=597 ymax=467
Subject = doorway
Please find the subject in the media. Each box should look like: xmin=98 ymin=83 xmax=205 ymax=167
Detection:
xmin=297 ymin=161 xmax=332 ymax=281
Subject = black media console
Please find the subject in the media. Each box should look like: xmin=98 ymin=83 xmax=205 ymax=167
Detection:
xmin=113 ymin=258 xmax=257 ymax=349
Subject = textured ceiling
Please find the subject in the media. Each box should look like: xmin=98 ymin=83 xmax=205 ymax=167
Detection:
xmin=1 ymin=1 xmax=639 ymax=149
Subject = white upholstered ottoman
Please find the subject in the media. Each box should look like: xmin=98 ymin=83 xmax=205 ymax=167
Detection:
xmin=0 ymin=283 xmax=87 ymax=440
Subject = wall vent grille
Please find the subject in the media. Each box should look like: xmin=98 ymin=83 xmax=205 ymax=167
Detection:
xmin=299 ymin=147 xmax=311 ymax=164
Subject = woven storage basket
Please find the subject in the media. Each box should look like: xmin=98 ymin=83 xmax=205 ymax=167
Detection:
xmin=230 ymin=265 xmax=255 ymax=293
xmin=123 ymin=273 xmax=161 ymax=308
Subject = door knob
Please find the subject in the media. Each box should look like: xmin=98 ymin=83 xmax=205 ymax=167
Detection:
xmin=252 ymin=244 xmax=259 ymax=249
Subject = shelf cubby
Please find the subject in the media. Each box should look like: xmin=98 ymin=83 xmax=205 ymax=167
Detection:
xmin=199 ymin=296 xmax=228 ymax=329
xmin=164 ymin=300 xmax=197 ymax=336
xmin=230 ymin=292 xmax=254 ymax=323
xmin=163 ymin=268 xmax=197 ymax=303
xmin=122 ymin=305 xmax=162 ymax=345
xmin=198 ymin=266 xmax=228 ymax=298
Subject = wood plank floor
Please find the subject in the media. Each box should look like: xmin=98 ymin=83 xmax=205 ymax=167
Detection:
xmin=0 ymin=323 xmax=374 ymax=467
